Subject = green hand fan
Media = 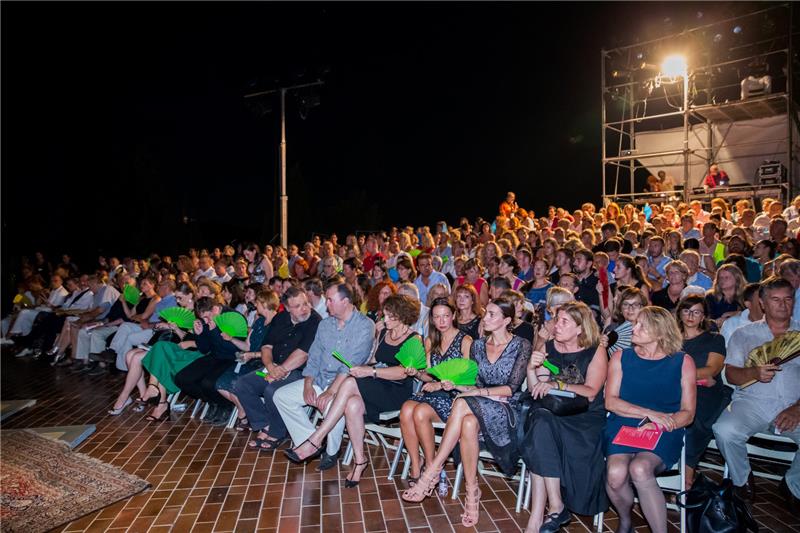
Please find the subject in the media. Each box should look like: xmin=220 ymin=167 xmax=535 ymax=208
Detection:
xmin=214 ymin=312 xmax=248 ymax=338
xmin=409 ymin=249 xmax=422 ymax=258
xmin=427 ymin=358 xmax=479 ymax=386
xmin=331 ymin=351 xmax=354 ymax=369
xmin=123 ymin=285 xmax=141 ymax=305
xmin=158 ymin=306 xmax=196 ymax=330
xmin=394 ymin=336 xmax=427 ymax=369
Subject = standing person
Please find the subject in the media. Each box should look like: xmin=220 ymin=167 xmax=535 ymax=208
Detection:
xmin=500 ymin=191 xmax=519 ymax=218
xmin=605 ymin=307 xmax=697 ymax=533
xmin=713 ymin=277 xmax=800 ymax=504
xmin=272 ymin=281 xmax=375 ymax=471
xmin=676 ymin=295 xmax=730 ymax=487
xmin=414 ymin=253 xmax=451 ymax=305
xmin=399 ymin=298 xmax=472 ymax=484
xmin=401 ymin=299 xmax=531 ymax=529
xmin=522 ymin=302 xmax=609 ymax=533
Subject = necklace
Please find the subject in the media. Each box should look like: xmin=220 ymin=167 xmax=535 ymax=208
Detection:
xmin=389 ymin=327 xmax=409 ymax=341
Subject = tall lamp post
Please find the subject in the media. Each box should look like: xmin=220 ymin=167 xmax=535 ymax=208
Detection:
xmin=245 ymin=80 xmax=324 ymax=249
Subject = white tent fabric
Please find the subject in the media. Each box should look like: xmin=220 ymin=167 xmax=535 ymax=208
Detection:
xmin=634 ymin=114 xmax=798 ymax=189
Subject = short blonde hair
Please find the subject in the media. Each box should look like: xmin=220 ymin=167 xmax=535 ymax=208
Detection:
xmin=546 ymin=286 xmax=575 ymax=311
xmin=557 ymin=302 xmax=600 ymax=348
xmin=637 ymin=306 xmax=683 ymax=354
xmin=665 ymin=259 xmax=689 ymax=279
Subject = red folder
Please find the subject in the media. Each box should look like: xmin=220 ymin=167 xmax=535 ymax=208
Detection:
xmin=612 ymin=426 xmax=663 ymax=450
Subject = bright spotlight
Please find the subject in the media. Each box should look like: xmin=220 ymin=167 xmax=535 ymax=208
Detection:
xmin=661 ymin=54 xmax=687 ymax=78
xmin=733 ymin=25 xmax=743 ymax=34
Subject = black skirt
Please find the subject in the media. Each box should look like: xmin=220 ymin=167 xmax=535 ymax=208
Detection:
xmin=356 ymin=377 xmax=414 ymax=423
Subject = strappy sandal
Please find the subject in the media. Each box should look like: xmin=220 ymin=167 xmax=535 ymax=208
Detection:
xmin=461 ymin=482 xmax=482 ymax=527
xmin=401 ymin=465 xmax=442 ymax=502
xmin=407 ymin=460 xmax=426 ymax=487
xmin=283 ymin=439 xmax=322 ymax=464
xmin=344 ymin=459 xmax=371 ymax=488
xmin=145 ymin=401 xmax=170 ymax=422
xmin=133 ymin=384 xmax=160 ymax=412
xmin=233 ymin=416 xmax=251 ymax=432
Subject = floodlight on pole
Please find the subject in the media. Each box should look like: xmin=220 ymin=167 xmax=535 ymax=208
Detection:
xmin=661 ymin=54 xmax=687 ymax=79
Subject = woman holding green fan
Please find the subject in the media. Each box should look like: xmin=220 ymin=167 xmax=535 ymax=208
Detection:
xmin=285 ymin=294 xmax=421 ymax=488
xmin=399 ymin=297 xmax=472 ymax=485
xmin=401 ymin=298 xmax=531 ymax=529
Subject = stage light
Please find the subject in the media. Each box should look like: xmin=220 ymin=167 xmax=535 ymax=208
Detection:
xmin=661 ymin=54 xmax=687 ymax=78
xmin=733 ymin=25 xmax=743 ymax=34
xmin=713 ymin=33 xmax=723 ymax=43
xmin=636 ymin=52 xmax=644 ymax=60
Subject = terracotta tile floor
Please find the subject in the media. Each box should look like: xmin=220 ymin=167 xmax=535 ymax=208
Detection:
xmin=2 ymin=353 xmax=798 ymax=533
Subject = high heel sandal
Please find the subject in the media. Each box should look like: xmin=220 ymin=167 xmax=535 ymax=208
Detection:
xmin=133 ymin=384 xmax=161 ymax=412
xmin=145 ymin=401 xmax=171 ymax=422
xmin=344 ymin=459 xmax=370 ymax=488
xmin=407 ymin=459 xmax=426 ymax=487
xmin=283 ymin=439 xmax=322 ymax=464
xmin=460 ymin=483 xmax=482 ymax=527
xmin=401 ymin=465 xmax=442 ymax=502
xmin=107 ymin=397 xmax=133 ymax=416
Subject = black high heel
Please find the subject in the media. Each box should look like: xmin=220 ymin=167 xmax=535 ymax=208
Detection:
xmin=145 ymin=401 xmax=171 ymax=422
xmin=283 ymin=439 xmax=322 ymax=464
xmin=344 ymin=459 xmax=370 ymax=488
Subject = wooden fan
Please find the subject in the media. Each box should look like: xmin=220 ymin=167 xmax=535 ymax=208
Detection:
xmin=740 ymin=330 xmax=800 ymax=388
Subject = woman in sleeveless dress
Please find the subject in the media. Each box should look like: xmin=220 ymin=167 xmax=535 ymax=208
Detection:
xmin=454 ymin=283 xmax=483 ymax=339
xmin=521 ymin=302 xmax=609 ymax=533
xmin=399 ymin=298 xmax=472 ymax=484
xmin=284 ymin=294 xmax=421 ymax=488
xmin=402 ymin=298 xmax=531 ymax=528
xmin=605 ymin=306 xmax=697 ymax=533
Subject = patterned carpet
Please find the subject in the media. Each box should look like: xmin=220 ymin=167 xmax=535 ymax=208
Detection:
xmin=0 ymin=430 xmax=149 ymax=533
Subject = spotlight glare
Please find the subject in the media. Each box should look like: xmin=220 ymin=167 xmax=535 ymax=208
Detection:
xmin=661 ymin=54 xmax=687 ymax=78
xmin=713 ymin=33 xmax=723 ymax=43
xmin=733 ymin=25 xmax=743 ymax=34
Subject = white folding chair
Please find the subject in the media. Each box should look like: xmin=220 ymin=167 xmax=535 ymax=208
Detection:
xmin=701 ymin=433 xmax=797 ymax=481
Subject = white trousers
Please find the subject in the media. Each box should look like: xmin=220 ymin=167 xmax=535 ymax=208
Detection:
xmin=273 ymin=379 xmax=345 ymax=456
xmin=10 ymin=308 xmax=47 ymax=336
xmin=110 ymin=322 xmax=154 ymax=371
xmin=75 ymin=325 xmax=118 ymax=361
xmin=713 ymin=399 xmax=800 ymax=498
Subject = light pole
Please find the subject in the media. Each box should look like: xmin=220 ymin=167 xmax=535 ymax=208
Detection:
xmin=245 ymin=80 xmax=324 ymax=249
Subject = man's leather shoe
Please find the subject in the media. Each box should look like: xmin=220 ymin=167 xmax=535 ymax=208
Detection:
xmin=780 ymin=477 xmax=799 ymax=513
xmin=317 ymin=451 xmax=340 ymax=471
xmin=733 ymin=473 xmax=756 ymax=502
xmin=89 ymin=349 xmax=116 ymax=363
xmin=202 ymin=403 xmax=219 ymax=423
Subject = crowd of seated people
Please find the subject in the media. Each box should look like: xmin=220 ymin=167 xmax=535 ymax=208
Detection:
xmin=2 ymin=190 xmax=799 ymax=527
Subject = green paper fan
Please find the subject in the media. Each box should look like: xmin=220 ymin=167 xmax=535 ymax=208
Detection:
xmin=123 ymin=285 xmax=141 ymax=305
xmin=214 ymin=312 xmax=248 ymax=338
xmin=427 ymin=358 xmax=479 ymax=386
xmin=158 ymin=306 xmax=196 ymax=330
xmin=409 ymin=249 xmax=422 ymax=258
xmin=331 ymin=351 xmax=354 ymax=369
xmin=395 ymin=336 xmax=427 ymax=369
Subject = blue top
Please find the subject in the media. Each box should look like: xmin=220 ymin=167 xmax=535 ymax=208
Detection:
xmin=605 ymin=347 xmax=686 ymax=467
xmin=150 ymin=293 xmax=177 ymax=324
xmin=525 ymin=282 xmax=553 ymax=307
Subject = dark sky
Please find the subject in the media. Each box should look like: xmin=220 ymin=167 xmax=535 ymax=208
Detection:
xmin=2 ymin=1 xmax=763 ymax=268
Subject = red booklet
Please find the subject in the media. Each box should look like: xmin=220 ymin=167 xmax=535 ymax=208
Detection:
xmin=612 ymin=426 xmax=663 ymax=450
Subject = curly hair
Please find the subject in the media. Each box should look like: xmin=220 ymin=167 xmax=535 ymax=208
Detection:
xmin=366 ymin=280 xmax=397 ymax=314
xmin=382 ymin=294 xmax=421 ymax=326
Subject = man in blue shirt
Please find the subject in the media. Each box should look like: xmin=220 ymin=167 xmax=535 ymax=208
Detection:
xmin=414 ymin=253 xmax=451 ymax=305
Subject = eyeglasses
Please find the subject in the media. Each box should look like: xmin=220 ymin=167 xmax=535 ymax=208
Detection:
xmin=680 ymin=309 xmax=704 ymax=318
xmin=621 ymin=302 xmax=643 ymax=309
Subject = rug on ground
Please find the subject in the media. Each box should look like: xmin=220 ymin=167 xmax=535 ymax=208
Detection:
xmin=1 ymin=429 xmax=150 ymax=533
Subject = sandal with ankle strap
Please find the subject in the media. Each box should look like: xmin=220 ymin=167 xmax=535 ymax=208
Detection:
xmin=344 ymin=459 xmax=371 ymax=488
xmin=145 ymin=401 xmax=171 ymax=422
xmin=461 ymin=483 xmax=482 ymax=527
xmin=401 ymin=465 xmax=441 ymax=502
xmin=283 ymin=439 xmax=322 ymax=464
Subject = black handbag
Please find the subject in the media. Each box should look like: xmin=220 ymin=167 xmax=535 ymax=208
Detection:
xmin=677 ymin=474 xmax=759 ymax=533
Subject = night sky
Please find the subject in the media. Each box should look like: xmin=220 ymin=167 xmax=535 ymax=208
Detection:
xmin=1 ymin=2 xmax=765 ymax=271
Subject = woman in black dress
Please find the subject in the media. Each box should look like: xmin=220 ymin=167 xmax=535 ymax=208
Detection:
xmin=522 ymin=302 xmax=609 ymax=533
xmin=650 ymin=260 xmax=689 ymax=311
xmin=402 ymin=298 xmax=531 ymax=528
xmin=454 ymin=283 xmax=483 ymax=339
xmin=676 ymin=295 xmax=730 ymax=487
xmin=286 ymin=294 xmax=421 ymax=488
xmin=399 ymin=297 xmax=472 ymax=483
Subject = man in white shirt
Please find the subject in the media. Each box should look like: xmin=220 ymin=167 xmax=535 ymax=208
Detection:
xmin=8 ymin=274 xmax=69 ymax=338
xmin=303 ymin=278 xmax=329 ymax=319
xmin=211 ymin=259 xmax=232 ymax=284
xmin=193 ymin=254 xmax=216 ymax=281
xmin=712 ymin=278 xmax=800 ymax=503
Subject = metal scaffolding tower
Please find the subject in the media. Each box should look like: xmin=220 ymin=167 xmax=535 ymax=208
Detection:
xmin=601 ymin=3 xmax=799 ymax=208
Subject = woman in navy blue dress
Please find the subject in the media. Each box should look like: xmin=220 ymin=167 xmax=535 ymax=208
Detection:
xmin=605 ymin=306 xmax=697 ymax=533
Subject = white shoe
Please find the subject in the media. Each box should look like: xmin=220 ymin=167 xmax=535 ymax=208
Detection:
xmin=0 ymin=338 xmax=15 ymax=346
xmin=15 ymin=348 xmax=33 ymax=358
xmin=108 ymin=397 xmax=133 ymax=416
